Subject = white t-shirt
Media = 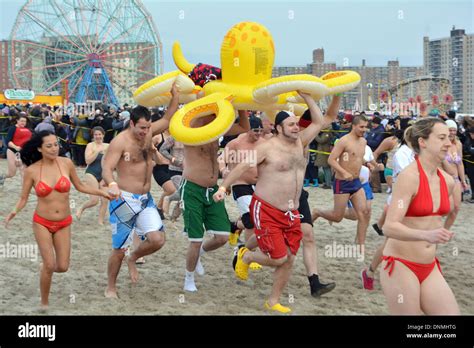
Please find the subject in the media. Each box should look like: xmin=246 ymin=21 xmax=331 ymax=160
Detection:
xmin=387 ymin=144 xmax=415 ymax=204
xmin=364 ymin=145 xmax=375 ymax=163
xmin=359 ymin=146 xmax=374 ymax=184
xmin=392 ymin=144 xmax=415 ymax=183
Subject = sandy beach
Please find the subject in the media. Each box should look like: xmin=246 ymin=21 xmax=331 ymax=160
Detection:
xmin=0 ymin=161 xmax=472 ymax=315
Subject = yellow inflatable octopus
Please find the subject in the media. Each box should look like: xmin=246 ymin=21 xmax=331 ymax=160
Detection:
xmin=133 ymin=21 xmax=360 ymax=145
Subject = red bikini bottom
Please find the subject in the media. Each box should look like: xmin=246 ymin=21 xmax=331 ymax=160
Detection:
xmin=382 ymin=255 xmax=442 ymax=283
xmin=33 ymin=212 xmax=73 ymax=233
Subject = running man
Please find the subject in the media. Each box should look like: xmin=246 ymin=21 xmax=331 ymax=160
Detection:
xmin=102 ymin=85 xmax=179 ymax=298
xmin=219 ymin=116 xmax=266 ymax=247
xmin=296 ymin=98 xmax=341 ymax=297
xmin=214 ymin=92 xmax=328 ymax=313
xmin=312 ymin=115 xmax=370 ymax=247
xmin=181 ymin=110 xmax=250 ymax=292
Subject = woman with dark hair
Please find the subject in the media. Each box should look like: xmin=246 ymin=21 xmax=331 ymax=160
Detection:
xmin=4 ymin=131 xmax=111 ymax=308
xmin=76 ymin=126 xmax=110 ymax=224
xmin=0 ymin=114 xmax=32 ymax=185
xmin=381 ymin=118 xmax=459 ymax=314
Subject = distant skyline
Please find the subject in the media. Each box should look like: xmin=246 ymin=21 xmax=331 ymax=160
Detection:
xmin=1 ymin=0 xmax=473 ymax=72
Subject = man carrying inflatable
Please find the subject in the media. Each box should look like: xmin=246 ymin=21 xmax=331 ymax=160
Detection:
xmin=180 ymin=110 xmax=250 ymax=292
xmin=102 ymin=84 xmax=180 ymax=298
xmin=213 ymin=92 xmax=328 ymax=313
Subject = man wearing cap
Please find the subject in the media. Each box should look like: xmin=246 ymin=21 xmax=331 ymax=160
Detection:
xmin=213 ymin=92 xmax=331 ymax=313
xmin=218 ymin=115 xmax=267 ymax=253
xmin=180 ymin=110 xmax=249 ymax=293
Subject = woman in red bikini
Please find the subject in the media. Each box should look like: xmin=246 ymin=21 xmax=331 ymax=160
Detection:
xmin=4 ymin=130 xmax=111 ymax=308
xmin=0 ymin=114 xmax=32 ymax=185
xmin=382 ymin=117 xmax=460 ymax=315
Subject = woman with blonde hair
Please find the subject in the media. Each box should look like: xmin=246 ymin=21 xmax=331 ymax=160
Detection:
xmin=381 ymin=117 xmax=459 ymax=314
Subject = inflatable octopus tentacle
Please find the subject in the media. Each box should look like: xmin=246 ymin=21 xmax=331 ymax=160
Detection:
xmin=320 ymin=71 xmax=361 ymax=95
xmin=145 ymin=86 xmax=202 ymax=107
xmin=172 ymin=42 xmax=196 ymax=74
xmin=169 ymin=92 xmax=236 ymax=146
xmin=253 ymin=74 xmax=329 ymax=104
xmin=133 ymin=70 xmax=195 ymax=107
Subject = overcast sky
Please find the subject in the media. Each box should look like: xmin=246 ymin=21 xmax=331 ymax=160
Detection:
xmin=1 ymin=0 xmax=473 ymax=71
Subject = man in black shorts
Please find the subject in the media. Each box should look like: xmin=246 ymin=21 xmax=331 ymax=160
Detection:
xmin=219 ymin=116 xmax=266 ymax=267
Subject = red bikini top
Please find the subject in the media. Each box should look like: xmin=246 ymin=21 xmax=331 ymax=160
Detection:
xmin=35 ymin=160 xmax=71 ymax=197
xmin=405 ymin=156 xmax=450 ymax=217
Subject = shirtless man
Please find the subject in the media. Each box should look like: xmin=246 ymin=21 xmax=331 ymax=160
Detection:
xmin=261 ymin=117 xmax=274 ymax=139
xmin=219 ymin=116 xmax=266 ymax=245
xmin=213 ymin=93 xmax=326 ymax=313
xmin=181 ymin=110 xmax=249 ymax=292
xmin=102 ymin=86 xmax=179 ymax=298
xmin=297 ymin=98 xmax=341 ymax=298
xmin=312 ymin=115 xmax=370 ymax=247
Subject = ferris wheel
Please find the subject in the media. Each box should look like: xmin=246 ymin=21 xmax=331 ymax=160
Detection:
xmin=9 ymin=0 xmax=163 ymax=106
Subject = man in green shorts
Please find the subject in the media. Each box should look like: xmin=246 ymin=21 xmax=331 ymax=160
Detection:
xmin=180 ymin=111 xmax=249 ymax=292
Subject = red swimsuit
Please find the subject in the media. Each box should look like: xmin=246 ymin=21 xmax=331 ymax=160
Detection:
xmin=383 ymin=156 xmax=451 ymax=283
xmin=33 ymin=160 xmax=72 ymax=233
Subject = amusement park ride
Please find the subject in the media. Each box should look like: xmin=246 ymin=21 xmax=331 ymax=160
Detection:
xmin=8 ymin=0 xmax=162 ymax=106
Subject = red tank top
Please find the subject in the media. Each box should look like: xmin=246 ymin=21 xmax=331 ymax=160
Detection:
xmin=405 ymin=157 xmax=450 ymax=217
xmin=12 ymin=127 xmax=32 ymax=147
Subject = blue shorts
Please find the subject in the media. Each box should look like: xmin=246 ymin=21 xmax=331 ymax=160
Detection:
xmin=109 ymin=191 xmax=163 ymax=249
xmin=333 ymin=178 xmax=362 ymax=195
xmin=348 ymin=182 xmax=373 ymax=208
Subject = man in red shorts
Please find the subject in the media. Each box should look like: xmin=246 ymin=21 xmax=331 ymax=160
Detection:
xmin=213 ymin=92 xmax=330 ymax=313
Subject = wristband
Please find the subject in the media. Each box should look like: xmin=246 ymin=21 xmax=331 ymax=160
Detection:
xmin=11 ymin=207 xmax=20 ymax=214
xmin=108 ymin=182 xmax=118 ymax=187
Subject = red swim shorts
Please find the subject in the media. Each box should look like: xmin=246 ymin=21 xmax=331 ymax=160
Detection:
xmin=249 ymin=194 xmax=302 ymax=259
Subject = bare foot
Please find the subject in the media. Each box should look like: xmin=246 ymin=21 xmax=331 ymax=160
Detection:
xmin=39 ymin=303 xmax=49 ymax=312
xmin=126 ymin=256 xmax=139 ymax=283
xmin=104 ymin=289 xmax=119 ymax=299
xmin=311 ymin=208 xmax=320 ymax=222
xmin=75 ymin=208 xmax=83 ymax=220
xmin=98 ymin=220 xmax=104 ymax=226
